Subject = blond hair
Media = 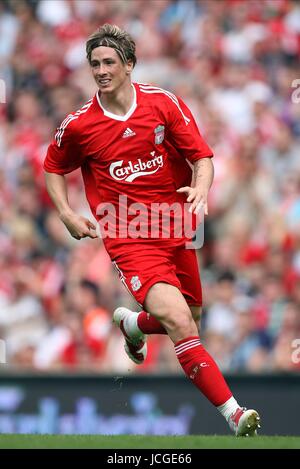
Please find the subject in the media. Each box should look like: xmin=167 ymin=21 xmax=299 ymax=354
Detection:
xmin=86 ymin=24 xmax=136 ymax=67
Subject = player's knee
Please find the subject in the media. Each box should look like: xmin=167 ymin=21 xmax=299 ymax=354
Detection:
xmin=164 ymin=307 xmax=195 ymax=335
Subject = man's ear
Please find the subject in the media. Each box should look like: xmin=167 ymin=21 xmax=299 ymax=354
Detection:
xmin=125 ymin=61 xmax=134 ymax=75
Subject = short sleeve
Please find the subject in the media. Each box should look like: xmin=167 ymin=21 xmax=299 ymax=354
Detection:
xmin=166 ymin=95 xmax=213 ymax=163
xmin=44 ymin=118 xmax=84 ymax=174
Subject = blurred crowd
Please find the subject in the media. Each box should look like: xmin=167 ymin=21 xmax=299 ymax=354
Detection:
xmin=0 ymin=0 xmax=300 ymax=374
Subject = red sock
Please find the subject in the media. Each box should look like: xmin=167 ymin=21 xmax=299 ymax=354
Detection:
xmin=175 ymin=336 xmax=232 ymax=406
xmin=137 ymin=311 xmax=167 ymax=334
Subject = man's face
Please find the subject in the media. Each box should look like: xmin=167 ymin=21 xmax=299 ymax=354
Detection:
xmin=90 ymin=46 xmax=132 ymax=94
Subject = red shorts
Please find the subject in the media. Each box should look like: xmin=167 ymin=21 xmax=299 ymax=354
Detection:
xmin=112 ymin=243 xmax=202 ymax=307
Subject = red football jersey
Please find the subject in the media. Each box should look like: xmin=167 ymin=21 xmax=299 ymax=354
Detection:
xmin=44 ymin=83 xmax=213 ymax=258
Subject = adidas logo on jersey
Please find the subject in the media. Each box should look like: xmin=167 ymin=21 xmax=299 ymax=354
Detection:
xmin=122 ymin=128 xmax=136 ymax=138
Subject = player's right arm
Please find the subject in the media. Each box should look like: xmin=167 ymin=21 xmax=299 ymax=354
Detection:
xmin=44 ymin=117 xmax=97 ymax=240
xmin=44 ymin=172 xmax=97 ymax=240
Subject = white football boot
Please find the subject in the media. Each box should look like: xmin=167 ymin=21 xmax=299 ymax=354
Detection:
xmin=228 ymin=407 xmax=261 ymax=437
xmin=113 ymin=307 xmax=147 ymax=365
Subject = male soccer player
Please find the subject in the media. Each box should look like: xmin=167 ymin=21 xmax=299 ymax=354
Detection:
xmin=44 ymin=24 xmax=260 ymax=436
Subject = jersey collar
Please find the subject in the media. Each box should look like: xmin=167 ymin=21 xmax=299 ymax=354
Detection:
xmin=96 ymin=84 xmax=137 ymax=121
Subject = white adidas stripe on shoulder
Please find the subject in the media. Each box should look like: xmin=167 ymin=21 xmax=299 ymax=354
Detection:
xmin=138 ymin=83 xmax=190 ymax=126
xmin=55 ymin=99 xmax=93 ymax=147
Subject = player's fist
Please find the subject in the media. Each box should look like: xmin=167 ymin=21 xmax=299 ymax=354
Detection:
xmin=59 ymin=211 xmax=98 ymax=240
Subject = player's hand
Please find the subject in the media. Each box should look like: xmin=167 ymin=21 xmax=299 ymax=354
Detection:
xmin=59 ymin=210 xmax=98 ymax=240
xmin=176 ymin=186 xmax=208 ymax=215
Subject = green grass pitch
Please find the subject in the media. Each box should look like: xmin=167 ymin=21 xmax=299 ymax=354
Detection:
xmin=0 ymin=435 xmax=299 ymax=449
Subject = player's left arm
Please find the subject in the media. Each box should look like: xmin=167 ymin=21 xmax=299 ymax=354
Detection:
xmin=177 ymin=157 xmax=214 ymax=214
xmin=165 ymin=94 xmax=214 ymax=214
